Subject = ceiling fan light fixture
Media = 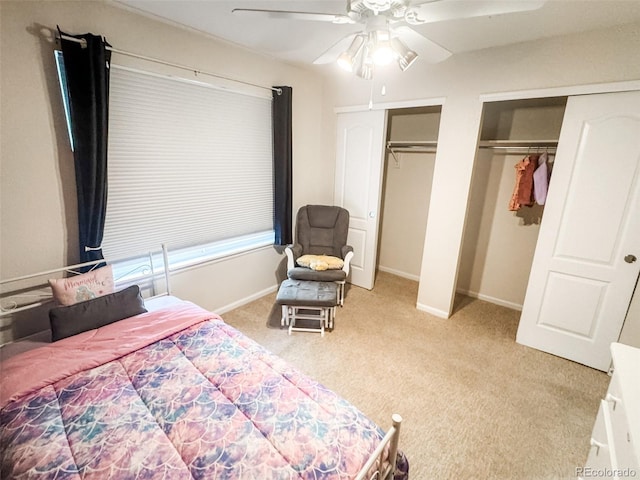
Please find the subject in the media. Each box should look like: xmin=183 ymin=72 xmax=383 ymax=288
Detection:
xmin=357 ymin=62 xmax=374 ymax=80
xmin=355 ymin=44 xmax=374 ymax=80
xmin=391 ymin=37 xmax=418 ymax=71
xmin=337 ymin=52 xmax=354 ymax=71
xmin=398 ymin=49 xmax=418 ymax=71
xmin=369 ymin=30 xmax=394 ymax=66
xmin=372 ymin=43 xmax=394 ymax=65
xmin=337 ymin=35 xmax=365 ymax=71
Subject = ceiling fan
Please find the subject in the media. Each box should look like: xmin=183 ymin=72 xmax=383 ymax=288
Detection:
xmin=233 ymin=0 xmax=546 ymax=79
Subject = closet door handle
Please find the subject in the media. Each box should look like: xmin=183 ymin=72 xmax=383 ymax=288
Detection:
xmin=624 ymin=254 xmax=637 ymax=263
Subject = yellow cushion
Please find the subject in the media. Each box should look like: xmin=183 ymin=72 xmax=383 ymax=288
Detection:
xmin=296 ymin=254 xmax=344 ymax=271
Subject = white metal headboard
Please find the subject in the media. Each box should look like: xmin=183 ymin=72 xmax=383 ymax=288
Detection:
xmin=0 ymin=244 xmax=172 ymax=318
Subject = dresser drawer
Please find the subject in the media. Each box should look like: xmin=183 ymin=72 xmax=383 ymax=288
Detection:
xmin=585 ymin=402 xmax=614 ymax=475
xmin=581 ymin=344 xmax=640 ymax=480
xmin=604 ymin=374 xmax=639 ymax=470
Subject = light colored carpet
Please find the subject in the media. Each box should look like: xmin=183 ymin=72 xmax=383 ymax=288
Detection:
xmin=222 ymin=271 xmax=609 ymax=479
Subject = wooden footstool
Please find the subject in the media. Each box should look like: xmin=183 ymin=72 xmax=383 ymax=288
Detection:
xmin=276 ymin=279 xmax=338 ymax=336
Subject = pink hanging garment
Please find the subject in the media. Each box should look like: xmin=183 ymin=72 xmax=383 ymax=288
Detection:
xmin=533 ymin=152 xmax=549 ymax=205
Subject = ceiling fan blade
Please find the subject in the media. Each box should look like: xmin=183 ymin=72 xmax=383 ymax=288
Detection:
xmin=405 ymin=0 xmax=546 ymax=25
xmin=394 ymin=26 xmax=452 ymax=63
xmin=231 ymin=8 xmax=353 ymax=24
xmin=312 ymin=33 xmax=359 ymax=64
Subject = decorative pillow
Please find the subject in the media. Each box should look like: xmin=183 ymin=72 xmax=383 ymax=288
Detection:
xmin=296 ymin=254 xmax=344 ymax=271
xmin=49 ymin=265 xmax=114 ymax=306
xmin=49 ymin=285 xmax=147 ymax=342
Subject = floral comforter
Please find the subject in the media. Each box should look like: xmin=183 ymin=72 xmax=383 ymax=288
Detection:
xmin=1 ymin=301 xmax=408 ymax=479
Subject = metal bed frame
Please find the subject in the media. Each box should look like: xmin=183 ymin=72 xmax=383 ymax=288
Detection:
xmin=357 ymin=413 xmax=404 ymax=480
xmin=0 ymin=244 xmax=403 ymax=479
xmin=0 ymin=245 xmax=171 ymax=319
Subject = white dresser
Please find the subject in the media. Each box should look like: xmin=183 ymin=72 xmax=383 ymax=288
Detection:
xmin=579 ymin=343 xmax=640 ymax=479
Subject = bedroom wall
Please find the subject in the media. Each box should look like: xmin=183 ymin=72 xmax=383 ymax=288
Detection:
xmin=321 ymin=20 xmax=640 ymax=320
xmin=619 ymin=283 xmax=640 ymax=349
xmin=0 ymin=0 xmax=331 ymax=342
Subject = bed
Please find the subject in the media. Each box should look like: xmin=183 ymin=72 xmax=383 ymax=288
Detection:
xmin=0 ymin=248 xmax=409 ymax=479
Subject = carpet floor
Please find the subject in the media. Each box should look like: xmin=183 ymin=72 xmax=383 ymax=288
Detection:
xmin=222 ymin=271 xmax=609 ymax=479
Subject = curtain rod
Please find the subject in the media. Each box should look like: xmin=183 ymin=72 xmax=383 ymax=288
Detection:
xmin=58 ymin=33 xmax=282 ymax=95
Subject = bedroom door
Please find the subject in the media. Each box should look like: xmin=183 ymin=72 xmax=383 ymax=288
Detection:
xmin=516 ymin=90 xmax=640 ymax=371
xmin=334 ymin=109 xmax=387 ymax=290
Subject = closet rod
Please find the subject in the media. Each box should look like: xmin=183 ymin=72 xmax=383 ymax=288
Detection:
xmin=478 ymin=140 xmax=558 ymax=149
xmin=387 ymin=140 xmax=438 ymax=148
xmin=387 ymin=141 xmax=438 ymax=153
xmin=388 ymin=147 xmax=438 ymax=153
xmin=57 ymin=33 xmax=282 ymax=95
xmin=386 ymin=141 xmax=437 ymax=166
xmin=478 ymin=140 xmax=557 ymax=156
xmin=479 ymin=146 xmax=557 ymax=150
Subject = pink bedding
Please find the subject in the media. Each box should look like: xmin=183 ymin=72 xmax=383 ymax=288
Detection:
xmin=0 ymin=301 xmax=408 ymax=479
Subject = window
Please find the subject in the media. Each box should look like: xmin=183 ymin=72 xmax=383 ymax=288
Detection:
xmin=54 ymin=51 xmax=74 ymax=151
xmin=94 ymin=64 xmax=273 ymax=265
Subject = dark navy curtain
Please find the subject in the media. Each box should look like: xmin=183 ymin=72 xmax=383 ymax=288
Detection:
xmin=59 ymin=29 xmax=111 ymax=264
xmin=272 ymin=86 xmax=293 ymax=246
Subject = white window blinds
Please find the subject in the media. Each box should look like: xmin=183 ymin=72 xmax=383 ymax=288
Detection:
xmin=103 ymin=66 xmax=274 ymax=259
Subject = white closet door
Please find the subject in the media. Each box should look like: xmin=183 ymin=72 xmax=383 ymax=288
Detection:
xmin=516 ymin=90 xmax=640 ymax=371
xmin=334 ymin=110 xmax=386 ymax=290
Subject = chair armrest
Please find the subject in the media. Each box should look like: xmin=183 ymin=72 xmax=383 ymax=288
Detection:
xmin=284 ymin=244 xmax=302 ymax=271
xmin=342 ymin=246 xmax=354 ymax=276
xmin=341 ymin=245 xmax=353 ymax=258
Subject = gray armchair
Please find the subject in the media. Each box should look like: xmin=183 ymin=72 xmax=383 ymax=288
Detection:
xmin=284 ymin=205 xmax=354 ymax=305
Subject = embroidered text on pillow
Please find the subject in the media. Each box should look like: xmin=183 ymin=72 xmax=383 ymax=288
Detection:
xmin=49 ymin=265 xmax=115 ymax=306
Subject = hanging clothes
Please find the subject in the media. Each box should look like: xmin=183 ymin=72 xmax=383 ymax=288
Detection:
xmin=533 ymin=152 xmax=550 ymax=205
xmin=509 ymin=154 xmax=538 ymax=211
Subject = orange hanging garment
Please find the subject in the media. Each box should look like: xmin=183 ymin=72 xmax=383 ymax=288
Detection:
xmin=508 ymin=154 xmax=538 ymax=211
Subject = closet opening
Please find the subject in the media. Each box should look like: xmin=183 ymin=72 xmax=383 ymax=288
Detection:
xmin=376 ymin=105 xmax=441 ymax=286
xmin=456 ymin=97 xmax=567 ymax=311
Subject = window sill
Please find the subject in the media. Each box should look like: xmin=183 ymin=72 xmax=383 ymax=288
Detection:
xmin=112 ymin=231 xmax=275 ymax=286
xmin=169 ymin=231 xmax=275 ymax=272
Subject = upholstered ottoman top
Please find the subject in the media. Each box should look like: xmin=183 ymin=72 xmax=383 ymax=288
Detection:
xmin=276 ymin=279 xmax=338 ymax=307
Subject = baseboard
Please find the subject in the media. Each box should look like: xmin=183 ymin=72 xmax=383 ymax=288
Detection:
xmin=377 ymin=265 xmax=420 ymax=282
xmin=456 ymin=288 xmax=523 ymax=311
xmin=416 ymin=302 xmax=450 ymax=319
xmin=216 ymin=284 xmax=279 ymax=315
